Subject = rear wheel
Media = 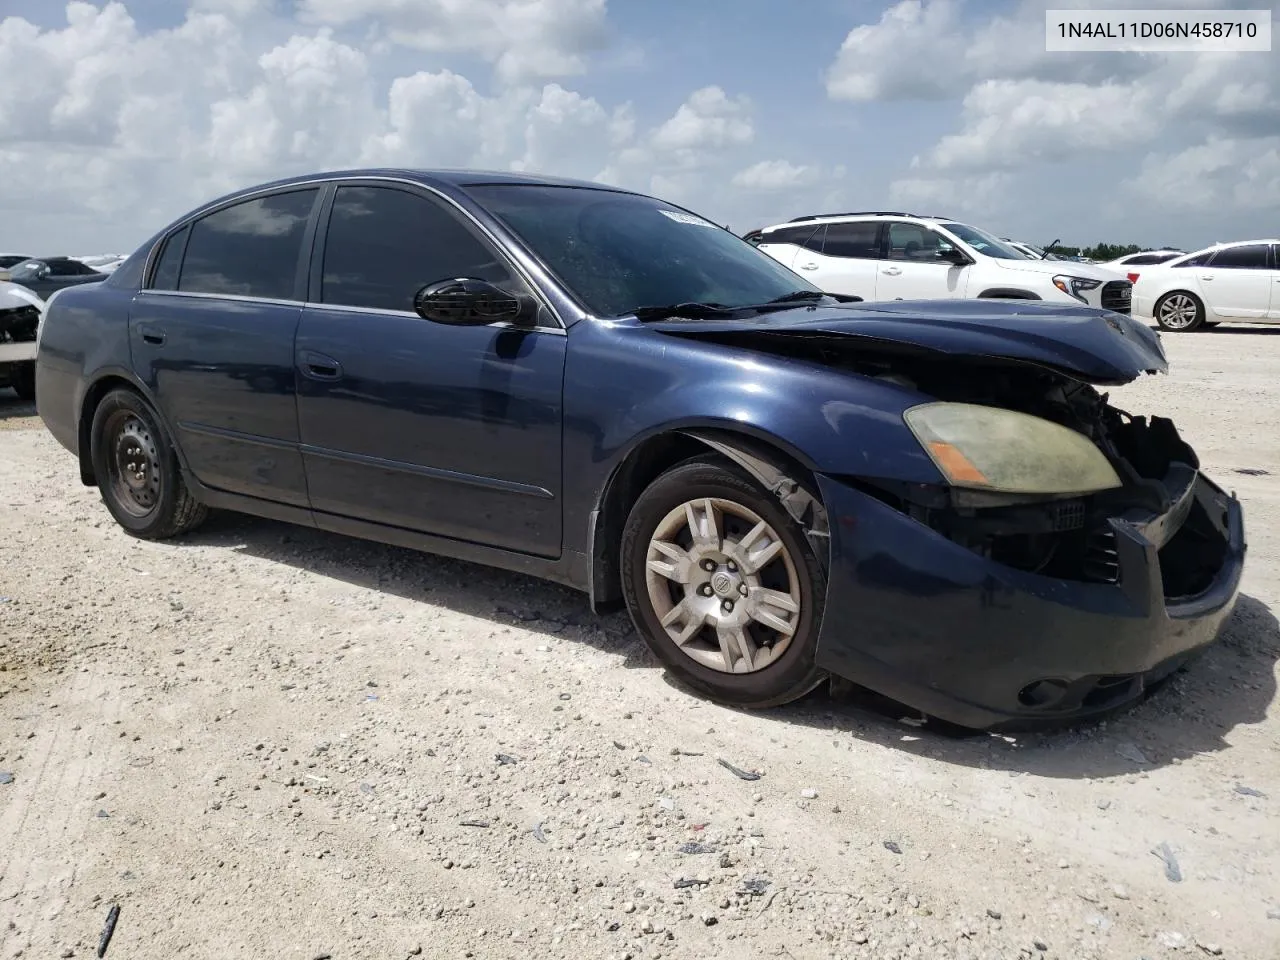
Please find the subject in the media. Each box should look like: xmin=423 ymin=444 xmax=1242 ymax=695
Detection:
xmin=1154 ymin=292 xmax=1205 ymax=331
xmin=620 ymin=457 xmax=827 ymax=708
xmin=9 ymin=362 xmax=34 ymax=402
xmin=89 ymin=388 xmax=208 ymax=539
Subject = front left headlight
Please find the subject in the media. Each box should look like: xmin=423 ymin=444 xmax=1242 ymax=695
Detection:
xmin=1052 ymin=274 xmax=1102 ymax=303
xmin=904 ymin=402 xmax=1122 ymax=496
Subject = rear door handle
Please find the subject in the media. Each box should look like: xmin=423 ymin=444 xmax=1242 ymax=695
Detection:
xmin=137 ymin=324 xmax=166 ymax=345
xmin=799 ymin=263 xmax=819 ymax=271
xmin=299 ymin=350 xmax=342 ymax=381
xmin=882 ymin=267 xmax=902 ymax=276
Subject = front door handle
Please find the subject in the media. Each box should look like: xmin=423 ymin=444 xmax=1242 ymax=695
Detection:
xmin=882 ymin=267 xmax=903 ymax=276
xmin=137 ymin=324 xmax=166 ymax=345
xmin=799 ymin=262 xmax=819 ymax=271
xmin=1199 ymin=275 xmax=1214 ymax=280
xmin=299 ymin=350 xmax=343 ymax=381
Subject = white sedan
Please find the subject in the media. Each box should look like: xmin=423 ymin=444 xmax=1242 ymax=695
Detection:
xmin=1131 ymin=240 xmax=1280 ymax=331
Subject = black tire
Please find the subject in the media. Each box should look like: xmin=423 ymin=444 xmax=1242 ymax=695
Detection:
xmin=9 ymin=362 xmax=35 ymax=402
xmin=1154 ymin=291 xmax=1205 ymax=332
xmin=620 ymin=456 xmax=828 ymax=708
xmin=89 ymin=388 xmax=208 ymax=539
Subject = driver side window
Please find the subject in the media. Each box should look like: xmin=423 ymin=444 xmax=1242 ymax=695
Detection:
xmin=886 ymin=222 xmax=945 ymax=262
xmin=321 ymin=185 xmax=525 ymax=313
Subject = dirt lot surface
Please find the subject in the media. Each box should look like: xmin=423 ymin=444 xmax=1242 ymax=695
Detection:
xmin=2 ymin=330 xmax=1278 ymax=960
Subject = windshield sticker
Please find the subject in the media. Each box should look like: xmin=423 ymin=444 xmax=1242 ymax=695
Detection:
xmin=659 ymin=209 xmax=717 ymax=228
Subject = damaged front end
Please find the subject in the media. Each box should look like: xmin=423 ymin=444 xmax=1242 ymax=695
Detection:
xmin=646 ymin=305 xmax=1245 ymax=727
xmin=808 ymin=355 xmax=1245 ymax=728
xmin=856 ymin=362 xmax=1232 ymax=605
xmin=0 ymin=298 xmax=41 ymax=365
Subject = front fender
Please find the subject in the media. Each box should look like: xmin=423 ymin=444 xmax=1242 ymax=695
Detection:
xmin=576 ymin=326 xmax=944 ymax=485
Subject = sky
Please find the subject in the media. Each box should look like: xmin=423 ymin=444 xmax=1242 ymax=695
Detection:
xmin=0 ymin=0 xmax=1277 ymax=255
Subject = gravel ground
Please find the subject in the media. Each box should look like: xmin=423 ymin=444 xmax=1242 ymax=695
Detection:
xmin=1 ymin=329 xmax=1278 ymax=960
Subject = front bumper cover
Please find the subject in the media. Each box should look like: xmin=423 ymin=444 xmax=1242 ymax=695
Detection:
xmin=813 ymin=469 xmax=1245 ymax=730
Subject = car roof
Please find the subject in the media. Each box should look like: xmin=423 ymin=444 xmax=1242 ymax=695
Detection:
xmin=210 ymin=168 xmax=635 ymax=202
xmin=759 ymin=212 xmax=956 ymax=234
xmin=1172 ymin=239 xmax=1280 ymax=259
xmin=159 ymin=168 xmax=649 ymax=234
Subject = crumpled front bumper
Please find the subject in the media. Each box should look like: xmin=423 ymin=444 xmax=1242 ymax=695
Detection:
xmin=813 ymin=469 xmax=1246 ymax=730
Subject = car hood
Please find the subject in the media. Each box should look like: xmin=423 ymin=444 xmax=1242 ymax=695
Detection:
xmin=641 ymin=299 xmax=1167 ymax=386
xmin=991 ymin=257 xmax=1126 ymax=281
xmin=0 ymin=280 xmax=44 ymax=312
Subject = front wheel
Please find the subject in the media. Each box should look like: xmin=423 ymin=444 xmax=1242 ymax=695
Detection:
xmin=1154 ymin=291 xmax=1205 ymax=331
xmin=89 ymin=388 xmax=208 ymax=539
xmin=620 ymin=457 xmax=828 ymax=708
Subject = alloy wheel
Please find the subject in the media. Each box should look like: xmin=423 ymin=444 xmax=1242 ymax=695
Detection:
xmin=1158 ymin=294 xmax=1199 ymax=330
xmin=644 ymin=497 xmax=802 ymax=674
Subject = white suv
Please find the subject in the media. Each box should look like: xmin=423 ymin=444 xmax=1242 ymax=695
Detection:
xmin=751 ymin=212 xmax=1132 ymax=315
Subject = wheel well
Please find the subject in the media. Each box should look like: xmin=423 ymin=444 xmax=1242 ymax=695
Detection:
xmin=77 ymin=376 xmax=139 ymax=486
xmin=588 ymin=430 xmax=827 ymax=611
xmin=976 ymin=288 xmax=1041 ymax=300
xmin=1156 ymin=289 xmax=1202 ymax=304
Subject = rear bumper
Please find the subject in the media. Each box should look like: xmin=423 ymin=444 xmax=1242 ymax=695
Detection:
xmin=813 ymin=470 xmax=1245 ymax=730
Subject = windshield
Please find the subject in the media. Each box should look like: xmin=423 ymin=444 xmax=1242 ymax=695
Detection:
xmin=940 ymin=222 xmax=1024 ymax=260
xmin=467 ymin=184 xmax=819 ymax=316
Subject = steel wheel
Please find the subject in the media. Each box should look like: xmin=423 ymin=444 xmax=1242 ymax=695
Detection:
xmin=89 ymin=388 xmax=208 ymax=539
xmin=104 ymin=411 xmax=162 ymax=518
xmin=1155 ymin=292 xmax=1203 ymax=331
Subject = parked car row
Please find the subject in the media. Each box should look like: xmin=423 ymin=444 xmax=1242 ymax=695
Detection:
xmin=748 ymin=211 xmax=1133 ymax=314
xmin=745 ymin=212 xmax=1276 ymax=333
xmin=0 ymin=280 xmax=45 ymax=400
xmin=0 ymin=256 xmax=113 ymax=400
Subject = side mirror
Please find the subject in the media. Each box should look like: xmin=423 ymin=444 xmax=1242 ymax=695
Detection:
xmin=413 ymin=278 xmax=534 ymax=327
xmin=935 ymin=244 xmax=969 ymax=266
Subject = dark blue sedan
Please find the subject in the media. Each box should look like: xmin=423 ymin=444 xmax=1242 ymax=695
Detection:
xmin=34 ymin=169 xmax=1245 ymax=728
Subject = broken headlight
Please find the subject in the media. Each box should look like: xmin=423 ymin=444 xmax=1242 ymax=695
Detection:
xmin=904 ymin=402 xmax=1122 ymax=496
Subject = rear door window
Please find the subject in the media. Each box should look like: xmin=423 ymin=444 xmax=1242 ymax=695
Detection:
xmin=822 ymin=222 xmax=882 ymax=259
xmin=1208 ymin=244 xmax=1270 ymax=269
xmin=177 ymin=189 xmax=319 ymax=299
xmin=761 ymin=224 xmax=820 ymax=248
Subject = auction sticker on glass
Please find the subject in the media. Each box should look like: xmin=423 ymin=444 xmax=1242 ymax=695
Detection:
xmin=1046 ymin=9 xmax=1271 ymax=52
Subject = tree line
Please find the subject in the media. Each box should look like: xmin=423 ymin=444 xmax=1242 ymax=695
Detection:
xmin=1043 ymin=242 xmax=1181 ymax=260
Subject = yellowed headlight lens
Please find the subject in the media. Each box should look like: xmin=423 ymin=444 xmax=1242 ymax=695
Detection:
xmin=905 ymin=402 xmax=1123 ymax=495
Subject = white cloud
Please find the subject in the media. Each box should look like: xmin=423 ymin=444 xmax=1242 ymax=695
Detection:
xmin=1127 ymin=137 xmax=1280 ymax=215
xmin=296 ymin=0 xmax=608 ymax=82
xmin=731 ymin=160 xmax=819 ymax=190
xmin=650 ymin=86 xmax=754 ymax=159
xmin=0 ymin=3 xmax=770 ymax=252
xmin=826 ymin=0 xmax=964 ymax=101
xmin=889 ymin=172 xmax=1014 ymax=214
xmin=825 ymin=0 xmax=1280 ymax=231
xmin=921 ymin=78 xmax=1159 ymax=172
